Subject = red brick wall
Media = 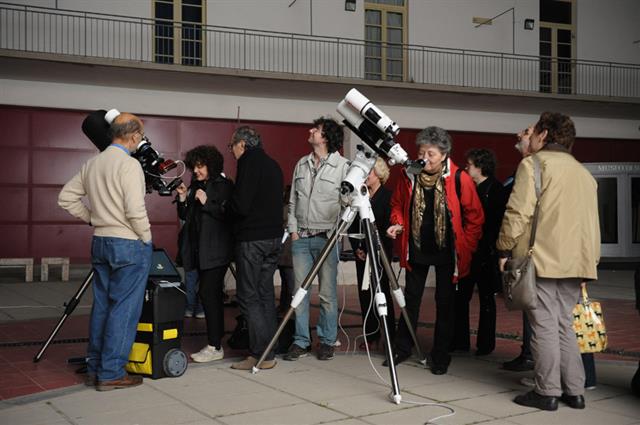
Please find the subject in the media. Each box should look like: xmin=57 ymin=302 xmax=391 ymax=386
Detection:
xmin=0 ymin=105 xmax=637 ymax=262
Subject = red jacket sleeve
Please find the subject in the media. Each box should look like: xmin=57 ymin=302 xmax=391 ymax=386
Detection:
xmin=390 ymin=173 xmax=407 ymax=228
xmin=459 ymin=171 xmax=484 ymax=253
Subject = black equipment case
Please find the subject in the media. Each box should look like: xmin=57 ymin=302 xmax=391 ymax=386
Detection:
xmin=126 ymin=249 xmax=188 ymax=379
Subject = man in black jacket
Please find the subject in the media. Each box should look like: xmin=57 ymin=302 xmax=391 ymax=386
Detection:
xmin=224 ymin=126 xmax=284 ymax=370
xmin=502 ymin=125 xmax=537 ymax=372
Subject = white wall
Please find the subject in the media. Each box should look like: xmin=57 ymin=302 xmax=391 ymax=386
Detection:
xmin=203 ymin=0 xmax=365 ymax=78
xmin=408 ymin=0 xmax=538 ymax=56
xmin=206 ymin=0 xmax=363 ymax=39
xmin=5 ymin=0 xmax=639 ymax=67
xmin=1 ymin=77 xmax=637 ymax=142
xmin=576 ymin=0 xmax=640 ymax=64
xmin=1 ymin=1 xmax=637 ymax=97
xmin=5 ymin=0 xmax=150 ymax=17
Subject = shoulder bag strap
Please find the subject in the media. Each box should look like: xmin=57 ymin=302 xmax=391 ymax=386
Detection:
xmin=527 ymin=155 xmax=542 ymax=255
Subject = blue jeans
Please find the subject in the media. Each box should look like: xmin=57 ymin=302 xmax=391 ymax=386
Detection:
xmin=291 ymin=235 xmax=339 ymax=347
xmin=88 ymin=236 xmax=152 ymax=381
xmin=184 ymin=269 xmax=203 ymax=315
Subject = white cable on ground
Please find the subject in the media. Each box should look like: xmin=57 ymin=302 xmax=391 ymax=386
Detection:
xmin=403 ymin=399 xmax=456 ymax=424
xmin=349 ymin=255 xmax=455 ymax=425
xmin=336 ymin=241 xmax=350 ymax=351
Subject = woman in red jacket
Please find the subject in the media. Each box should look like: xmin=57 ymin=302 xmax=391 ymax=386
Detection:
xmin=386 ymin=126 xmax=484 ymax=375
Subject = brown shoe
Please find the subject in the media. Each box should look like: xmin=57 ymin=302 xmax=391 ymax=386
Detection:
xmin=96 ymin=373 xmax=143 ymax=392
xmin=258 ymin=359 xmax=277 ymax=370
xmin=231 ymin=356 xmax=258 ymax=370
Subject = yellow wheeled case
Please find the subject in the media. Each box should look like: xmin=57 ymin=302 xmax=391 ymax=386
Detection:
xmin=126 ymin=249 xmax=187 ymax=379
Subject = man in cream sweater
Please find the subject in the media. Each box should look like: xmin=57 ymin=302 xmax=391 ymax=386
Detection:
xmin=59 ymin=112 xmax=152 ymax=391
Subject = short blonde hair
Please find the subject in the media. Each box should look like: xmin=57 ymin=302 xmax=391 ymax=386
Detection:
xmin=373 ymin=157 xmax=390 ymax=184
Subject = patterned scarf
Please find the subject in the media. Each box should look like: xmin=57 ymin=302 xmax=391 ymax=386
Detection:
xmin=411 ymin=169 xmax=447 ymax=250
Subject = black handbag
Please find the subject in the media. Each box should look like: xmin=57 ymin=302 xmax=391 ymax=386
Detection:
xmin=502 ymin=155 xmax=541 ymax=311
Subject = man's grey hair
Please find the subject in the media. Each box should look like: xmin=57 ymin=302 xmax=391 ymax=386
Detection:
xmin=415 ymin=126 xmax=452 ymax=155
xmin=108 ymin=118 xmax=141 ymax=141
xmin=232 ymin=126 xmax=262 ymax=150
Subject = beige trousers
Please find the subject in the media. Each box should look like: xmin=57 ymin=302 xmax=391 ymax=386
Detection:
xmin=527 ymin=277 xmax=585 ymax=397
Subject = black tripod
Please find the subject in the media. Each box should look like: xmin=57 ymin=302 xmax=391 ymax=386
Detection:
xmin=33 ymin=270 xmax=94 ymax=363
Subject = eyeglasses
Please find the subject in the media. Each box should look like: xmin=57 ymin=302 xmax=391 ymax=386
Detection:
xmin=227 ymin=141 xmax=235 ymax=152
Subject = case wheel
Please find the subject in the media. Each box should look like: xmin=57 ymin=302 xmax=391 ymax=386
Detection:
xmin=163 ymin=348 xmax=187 ymax=377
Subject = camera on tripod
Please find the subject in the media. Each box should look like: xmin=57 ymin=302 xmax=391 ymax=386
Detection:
xmin=82 ymin=109 xmax=183 ymax=196
xmin=131 ymin=135 xmax=183 ymax=196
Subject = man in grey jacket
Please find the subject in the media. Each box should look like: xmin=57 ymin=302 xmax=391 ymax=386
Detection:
xmin=284 ymin=117 xmax=349 ymax=361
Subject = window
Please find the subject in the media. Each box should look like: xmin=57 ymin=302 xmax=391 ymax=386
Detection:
xmin=364 ymin=1 xmax=406 ymax=81
xmin=597 ymin=177 xmax=618 ymax=244
xmin=539 ymin=0 xmax=575 ymax=94
xmin=154 ymin=0 xmax=205 ymax=66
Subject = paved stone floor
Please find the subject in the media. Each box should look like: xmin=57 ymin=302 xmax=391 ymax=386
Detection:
xmin=0 ymin=264 xmax=638 ymax=424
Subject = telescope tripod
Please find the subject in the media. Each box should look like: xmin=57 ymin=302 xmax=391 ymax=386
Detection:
xmin=33 ymin=270 xmax=95 ymax=363
xmin=252 ymin=185 xmax=426 ymax=405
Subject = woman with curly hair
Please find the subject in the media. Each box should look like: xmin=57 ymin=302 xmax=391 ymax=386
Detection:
xmin=176 ymin=145 xmax=234 ymax=363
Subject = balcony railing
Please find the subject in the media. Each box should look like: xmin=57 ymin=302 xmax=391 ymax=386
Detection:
xmin=1 ymin=2 xmax=638 ymax=99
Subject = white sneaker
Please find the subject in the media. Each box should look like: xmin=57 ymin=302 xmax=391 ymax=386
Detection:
xmin=195 ymin=311 xmax=206 ymax=319
xmin=190 ymin=345 xmax=224 ymax=363
xmin=520 ymin=376 xmax=535 ymax=387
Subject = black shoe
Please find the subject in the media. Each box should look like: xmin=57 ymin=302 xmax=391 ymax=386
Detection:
xmin=382 ymin=351 xmax=411 ymax=367
xmin=430 ymin=365 xmax=448 ymax=375
xmin=475 ymin=348 xmax=493 ymax=356
xmin=503 ymin=355 xmax=534 ymax=372
xmin=317 ymin=343 xmax=335 ymax=361
xmin=448 ymin=345 xmax=470 ymax=353
xmin=282 ymin=344 xmax=309 ymax=361
xmin=513 ymin=391 xmax=558 ymax=411
xmin=560 ymin=394 xmax=585 ymax=409
xmin=632 ymin=364 xmax=640 ymax=397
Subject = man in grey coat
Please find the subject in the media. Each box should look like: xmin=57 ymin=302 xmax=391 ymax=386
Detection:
xmin=284 ymin=117 xmax=349 ymax=362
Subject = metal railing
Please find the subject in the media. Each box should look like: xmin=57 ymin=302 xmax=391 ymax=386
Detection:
xmin=1 ymin=3 xmax=638 ymax=99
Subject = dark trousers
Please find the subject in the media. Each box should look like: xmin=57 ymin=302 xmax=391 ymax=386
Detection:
xmin=452 ymin=270 xmax=497 ymax=353
xmin=235 ymin=238 xmax=282 ymax=360
xmin=395 ymin=261 xmax=455 ymax=368
xmin=278 ymin=265 xmax=295 ymax=311
xmin=632 ymin=361 xmax=640 ymax=396
xmin=520 ymin=312 xmax=534 ymax=359
xmin=198 ymin=265 xmax=227 ymax=349
xmin=355 ymin=257 xmax=396 ymax=343
xmin=582 ymin=353 xmax=597 ymax=388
